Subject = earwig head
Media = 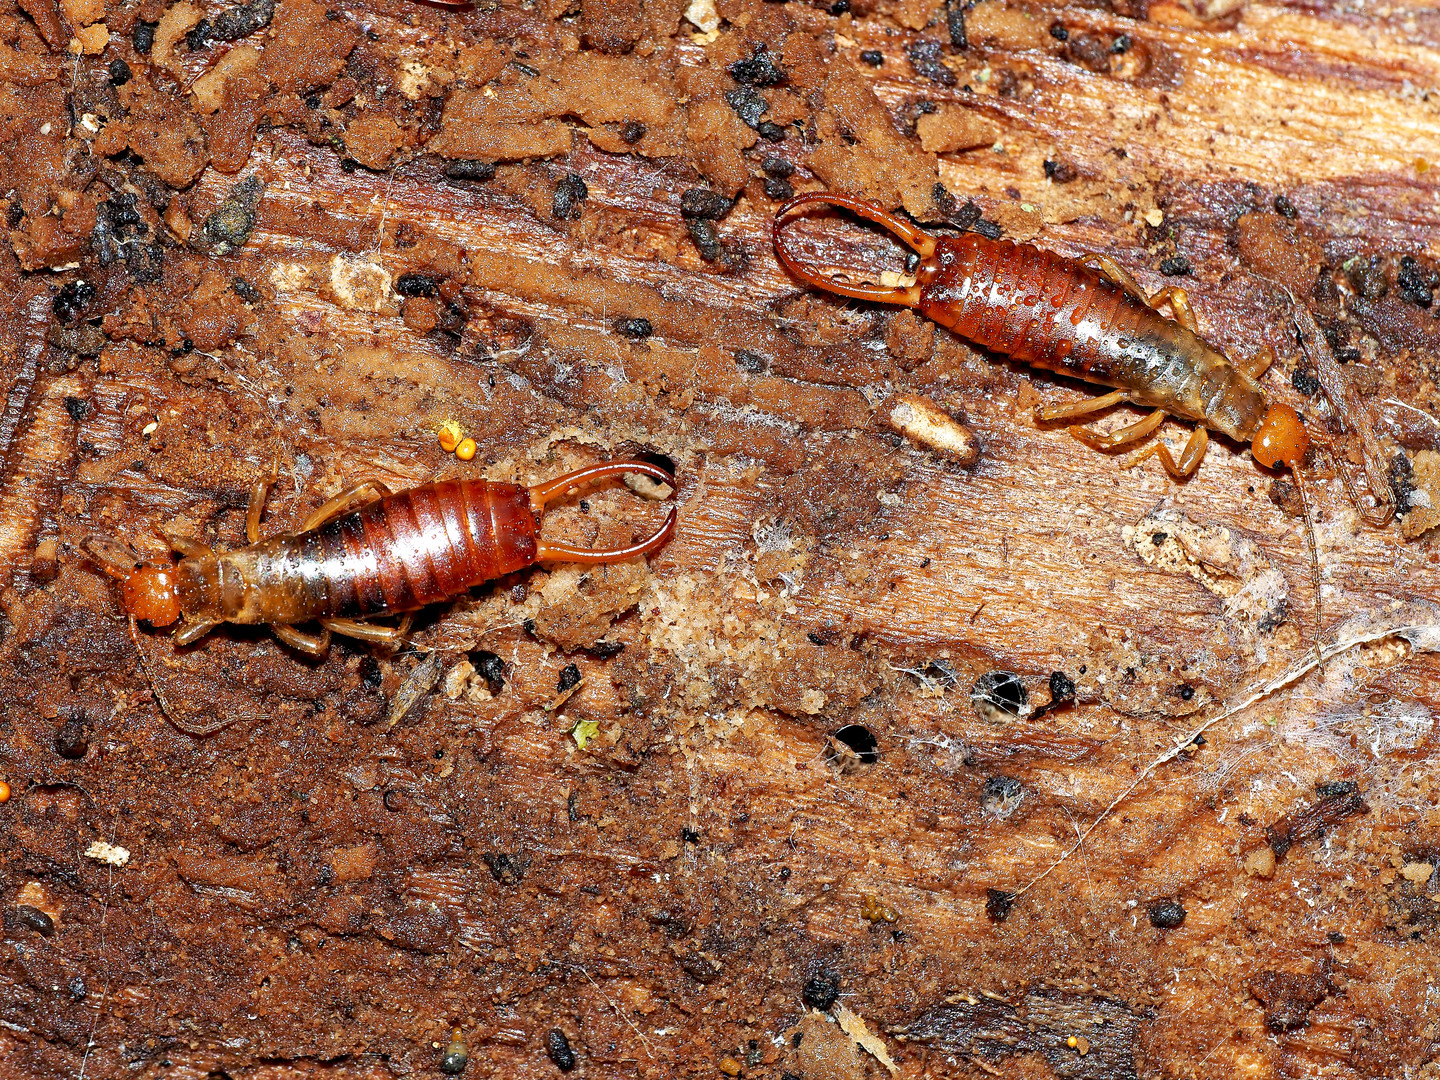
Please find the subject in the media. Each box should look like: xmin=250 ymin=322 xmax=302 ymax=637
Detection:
xmin=122 ymin=566 xmax=182 ymax=626
xmin=1251 ymin=404 xmax=1309 ymax=470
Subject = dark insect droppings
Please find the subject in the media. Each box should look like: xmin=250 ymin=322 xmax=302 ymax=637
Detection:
xmin=1148 ymin=899 xmax=1187 ymax=928
xmin=802 ymin=974 xmax=839 ymax=1010
xmin=1397 ymin=255 xmax=1437 ymax=308
xmin=614 ymin=316 xmax=653 ymax=339
xmin=680 ymin=188 xmax=735 ymax=220
xmin=1273 ymin=194 xmax=1299 ymax=219
xmin=64 ymin=395 xmax=91 ymax=421
xmin=907 ymin=40 xmax=957 ymax=86
xmin=54 ymin=717 xmax=89 ymax=759
xmin=729 ymin=45 xmax=787 ymax=87
xmin=552 ymin=173 xmax=589 ymax=221
xmin=860 ymin=49 xmax=885 ymax=66
xmin=761 ymin=155 xmax=794 ymax=178
xmin=557 ymin=663 xmax=581 ymax=693
xmin=1048 ymin=22 xmax=1068 ymax=40
xmin=107 ymin=58 xmax=132 ymax=85
xmin=445 ymin=160 xmax=497 ymax=182
xmin=546 ymin=1029 xmax=577 ymax=1071
xmin=1048 ymin=670 xmax=1076 ymax=703
xmin=16 ymin=905 xmax=55 ymax=936
xmin=986 ymin=888 xmax=1016 ymax=921
xmin=395 ymin=273 xmax=438 ymax=297
xmin=132 ymin=20 xmax=157 ymax=51
xmin=619 ymin=120 xmax=647 ymax=144
xmin=1159 ymin=254 xmax=1191 ymax=276
xmin=764 ymin=178 xmax=794 ymax=200
xmin=471 ymin=650 xmax=505 ymax=691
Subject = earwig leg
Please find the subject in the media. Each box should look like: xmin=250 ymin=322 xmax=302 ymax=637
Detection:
xmin=173 ymin=617 xmax=221 ymax=646
xmin=302 ymin=481 xmax=393 ymax=532
xmin=1237 ymin=346 xmax=1276 ymax=380
xmin=1070 ymin=409 xmax=1168 ymax=452
xmin=83 ymin=535 xmax=142 ymax=579
xmin=1146 ymin=286 xmax=1198 ymax=334
xmin=273 ymin=623 xmax=331 ymax=656
xmin=1037 ymin=389 xmax=1130 ymax=423
xmin=1123 ymin=425 xmax=1209 ymax=479
xmin=165 ymin=535 xmax=212 ymax=560
xmin=1081 ymin=255 xmax=1147 ymax=304
xmin=321 ymin=616 xmax=411 ymax=645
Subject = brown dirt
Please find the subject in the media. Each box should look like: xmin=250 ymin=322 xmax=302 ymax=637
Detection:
xmin=2 ymin=0 xmax=1440 ymax=1077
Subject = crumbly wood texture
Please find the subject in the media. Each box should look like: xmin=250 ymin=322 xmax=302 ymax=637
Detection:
xmin=2 ymin=0 xmax=1439 ymax=1077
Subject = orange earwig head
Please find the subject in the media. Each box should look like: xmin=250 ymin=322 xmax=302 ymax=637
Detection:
xmin=1251 ymin=404 xmax=1310 ymax=470
xmin=122 ymin=566 xmax=182 ymax=626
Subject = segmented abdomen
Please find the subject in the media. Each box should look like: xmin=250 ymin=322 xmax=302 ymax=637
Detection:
xmin=917 ymin=235 xmax=1219 ymax=422
xmin=220 ymin=480 xmax=538 ymax=625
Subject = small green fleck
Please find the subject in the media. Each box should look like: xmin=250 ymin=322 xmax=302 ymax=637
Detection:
xmin=572 ymin=720 xmax=600 ymax=749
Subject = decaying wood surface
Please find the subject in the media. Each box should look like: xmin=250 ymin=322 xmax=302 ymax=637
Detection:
xmin=2 ymin=0 xmax=1439 ymax=1076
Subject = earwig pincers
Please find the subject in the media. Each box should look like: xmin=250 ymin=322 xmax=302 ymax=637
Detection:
xmin=774 ymin=191 xmax=1392 ymax=654
xmin=86 ymin=458 xmax=678 ymax=658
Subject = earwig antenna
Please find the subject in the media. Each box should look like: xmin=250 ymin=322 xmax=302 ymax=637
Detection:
xmin=1289 ymin=464 xmax=1325 ymax=672
xmin=773 ymin=192 xmax=930 ymax=305
xmin=529 ymin=458 xmax=679 ymax=565
xmin=126 ymin=618 xmax=239 ymax=737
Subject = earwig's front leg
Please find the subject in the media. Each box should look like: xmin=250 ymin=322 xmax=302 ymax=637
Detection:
xmin=1037 ymin=389 xmax=1130 ymax=423
xmin=1145 ymin=286 xmax=1198 ymax=334
xmin=1070 ymin=408 xmax=1168 ymax=451
xmin=321 ymin=614 xmax=412 ymax=645
xmin=1124 ymin=425 xmax=1209 ymax=479
xmin=273 ymin=623 xmax=332 ymax=656
xmin=303 ymin=481 xmax=394 ymax=532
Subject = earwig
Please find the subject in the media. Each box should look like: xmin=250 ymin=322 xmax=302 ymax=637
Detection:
xmin=85 ymin=458 xmax=677 ymax=659
xmin=774 ymin=192 xmax=1391 ymax=654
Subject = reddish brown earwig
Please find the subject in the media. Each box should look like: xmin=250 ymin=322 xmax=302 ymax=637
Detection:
xmin=774 ymin=191 xmax=1393 ymax=650
xmin=86 ymin=459 xmax=677 ymax=657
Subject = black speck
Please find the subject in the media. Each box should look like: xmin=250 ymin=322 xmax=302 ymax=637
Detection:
xmin=729 ymin=45 xmax=787 ymax=87
xmin=1316 ymin=779 xmax=1357 ymax=799
xmin=1397 ymin=254 xmax=1436 ymax=308
xmin=107 ymin=58 xmax=132 ymax=85
xmin=757 ymin=120 xmax=787 ymax=142
xmin=724 ymin=85 xmax=769 ymax=130
xmin=358 ymin=655 xmax=383 ymax=690
xmin=546 ymin=1028 xmax=577 ymax=1071
xmin=395 ymin=272 xmax=438 ymax=297
xmin=1048 ymin=670 xmax=1076 ymax=702
xmin=807 ymin=631 xmax=827 ymax=646
xmin=471 ymin=650 xmax=505 ymax=691
xmin=1148 ymin=899 xmax=1187 ymax=928
xmin=682 ymin=827 xmax=701 ymax=843
xmin=907 ymin=40 xmax=956 ymax=86
xmin=63 ymin=395 xmax=91 ymax=421
xmin=619 ymin=120 xmax=647 ymax=144
xmin=511 ymin=60 xmax=540 ymax=77
xmin=986 ymin=888 xmax=1015 ymax=921
xmin=1273 ymin=194 xmax=1298 ymax=219
xmin=763 ymin=177 xmax=794 ymax=200
xmin=232 ymin=277 xmax=260 ymax=302
xmin=53 ymin=280 xmax=97 ymax=323
xmin=734 ymin=349 xmax=768 ymax=374
xmin=589 ymin=640 xmax=625 ymax=659
xmin=761 ymin=155 xmax=794 ymax=178
xmin=1178 ymin=684 xmax=1194 ymax=701
xmin=68 ymin=976 xmax=87 ymax=1000
xmin=132 ymin=20 xmax=156 ymax=51
xmin=1043 ymin=158 xmax=1077 ymax=183
xmin=54 ymin=717 xmax=89 ymax=759
xmin=552 ymin=173 xmax=589 ymax=221
xmin=829 ymin=0 xmax=849 ymax=12
xmin=1159 ymin=255 xmax=1191 ymax=276
xmin=779 ymin=866 xmax=790 ymax=880
xmin=523 ymin=618 xmax=538 ymax=636
xmin=445 ymin=160 xmax=497 ymax=182
xmin=920 ymin=557 xmax=931 ymax=567
xmin=802 ymin=974 xmax=839 ymax=1011
xmin=972 ymin=218 xmax=1003 ymax=240
xmin=1327 ymin=931 xmax=1345 ymax=944
xmin=614 ymin=316 xmax=653 ymax=339
xmin=860 ymin=49 xmax=884 ymax=67
xmin=680 ymin=188 xmax=734 ymax=220
xmin=382 ymin=788 xmax=407 ymax=812
xmin=578 ymin=500 xmax=590 ymax=513
xmin=1291 ymin=366 xmax=1320 ymax=396
xmin=557 ymin=663 xmax=581 ymax=693
xmin=482 ymin=852 xmax=526 ymax=885
xmin=16 ymin=905 xmax=54 ymax=936
xmin=1110 ymin=33 xmax=1130 ymax=54
xmin=1048 ymin=22 xmax=1068 ymax=40
xmin=1152 ymin=531 xmax=1168 ymax=544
